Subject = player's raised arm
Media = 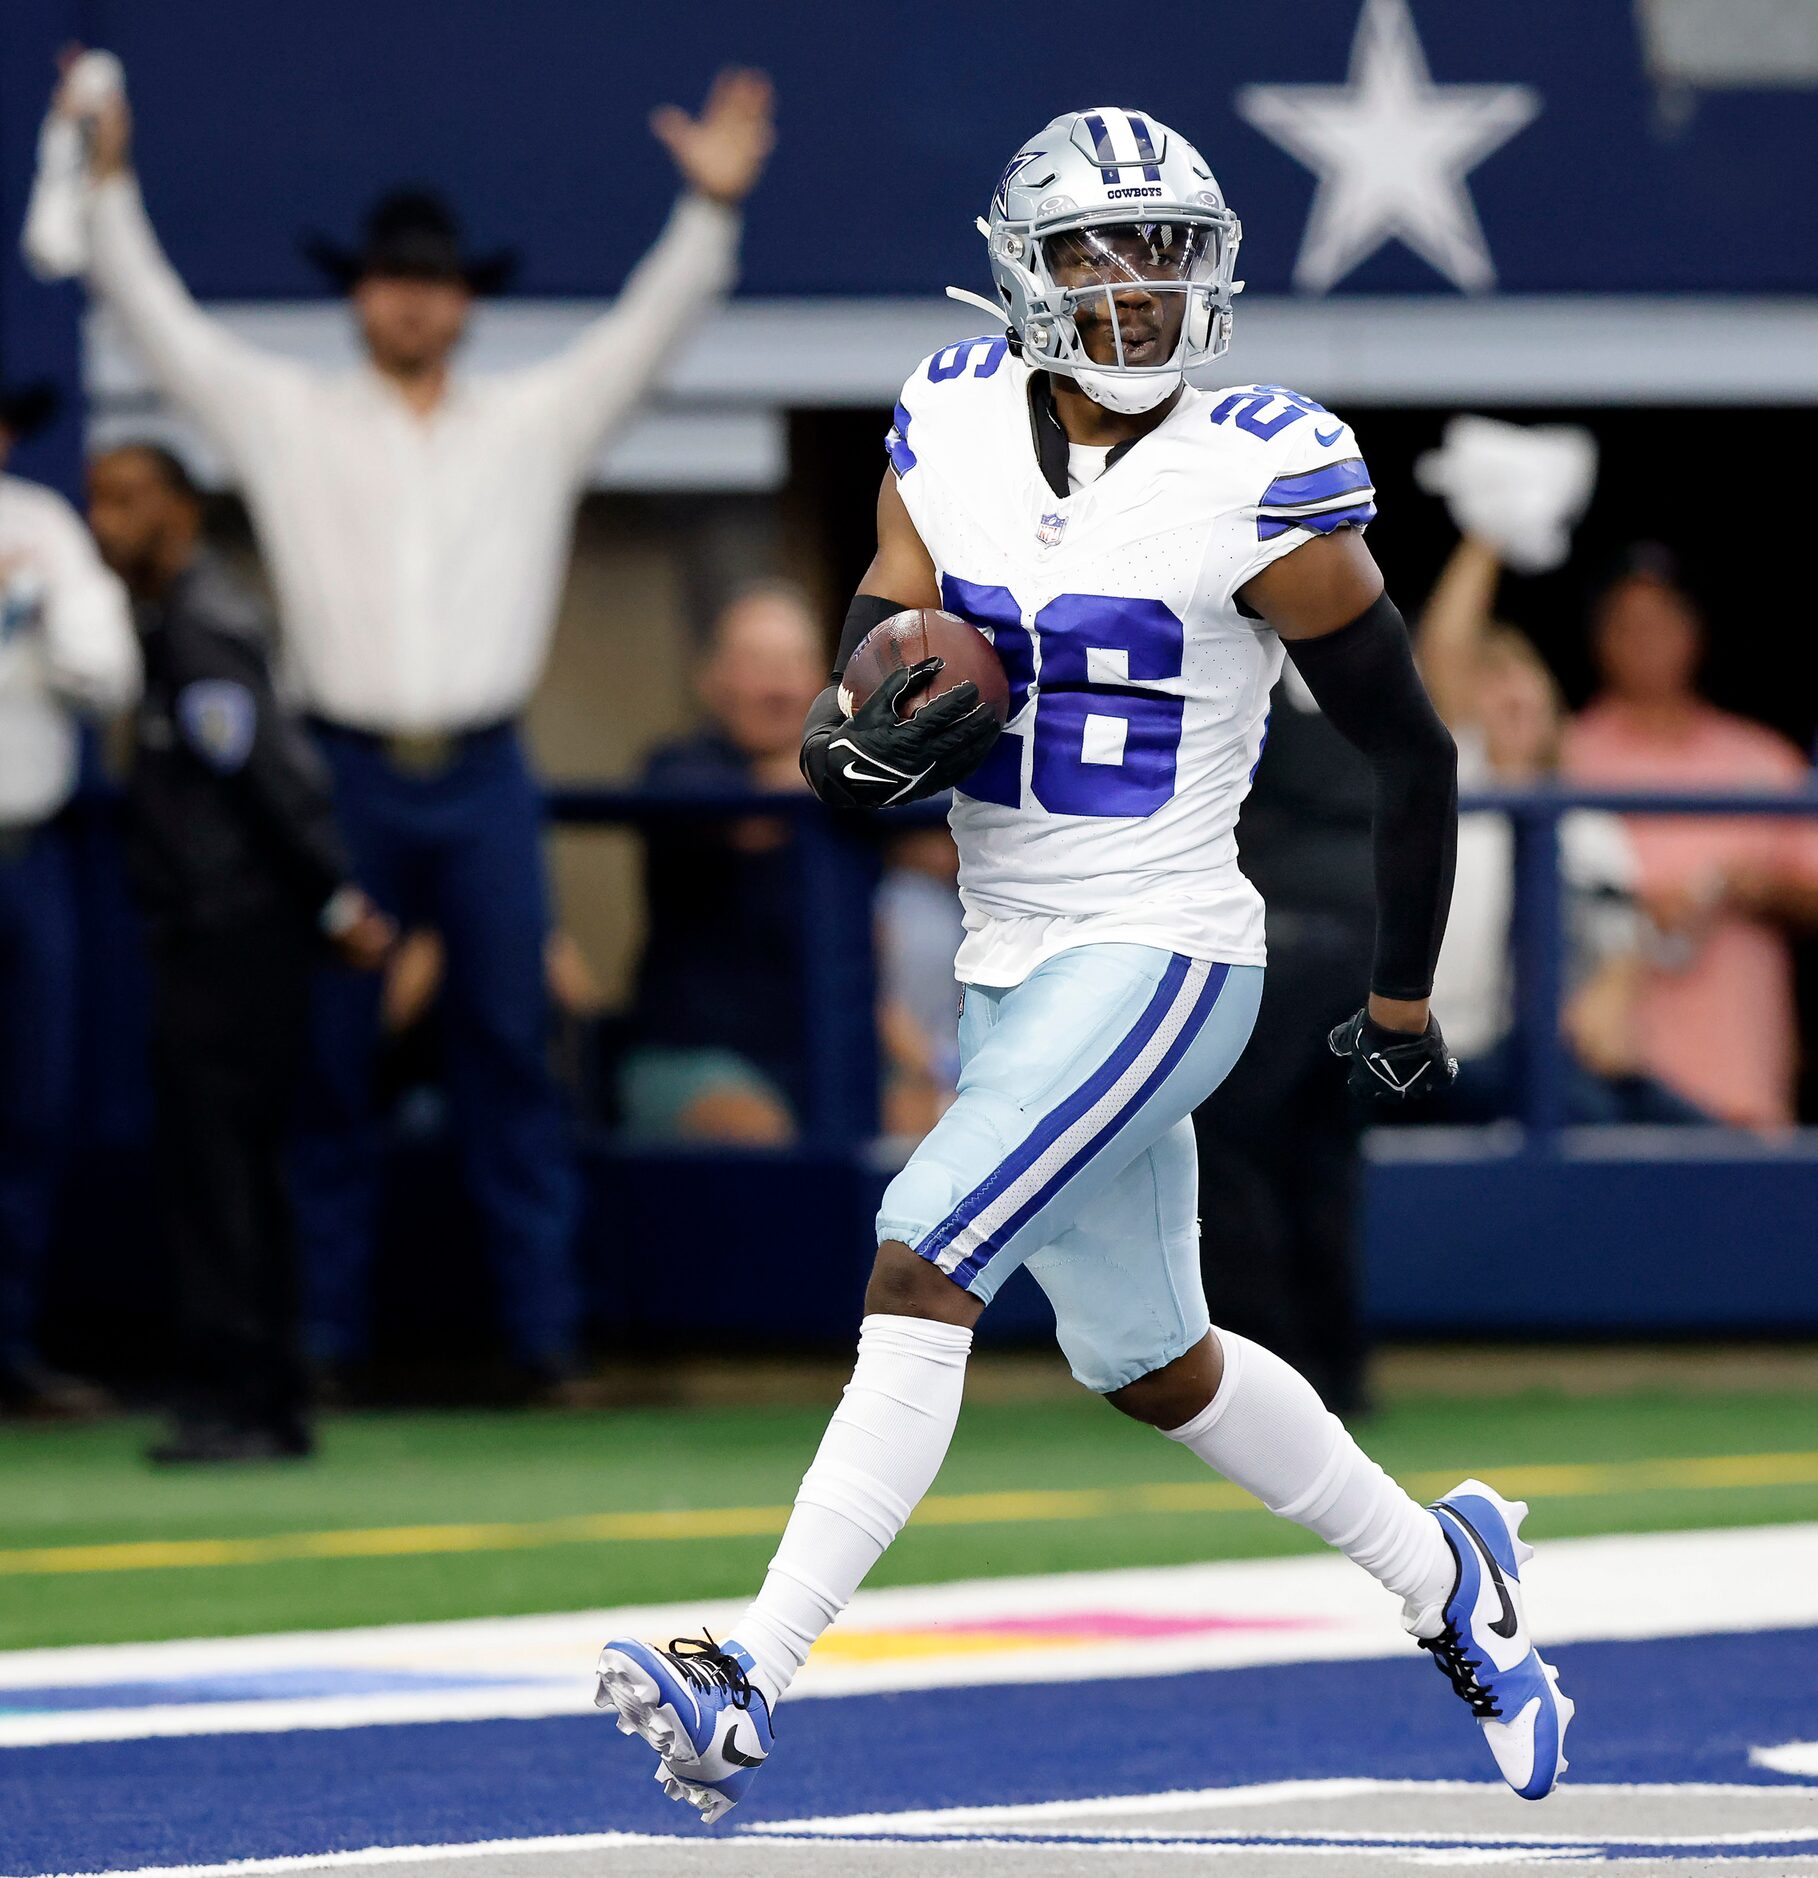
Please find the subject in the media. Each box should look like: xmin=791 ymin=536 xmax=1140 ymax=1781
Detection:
xmin=798 ymin=466 xmax=995 ymax=810
xmin=1238 ymin=528 xmax=1460 ymax=1104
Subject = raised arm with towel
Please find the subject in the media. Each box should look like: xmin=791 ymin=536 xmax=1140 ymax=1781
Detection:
xmin=30 ymin=55 xmax=775 ymax=1397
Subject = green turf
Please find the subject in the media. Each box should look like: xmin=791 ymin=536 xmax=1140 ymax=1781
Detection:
xmin=4 ymin=1389 xmax=1816 ymax=1651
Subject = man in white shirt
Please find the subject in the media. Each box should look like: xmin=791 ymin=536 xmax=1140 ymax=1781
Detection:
xmin=0 ymin=379 xmax=139 ymax=1416
xmin=53 ymin=62 xmax=773 ymax=1393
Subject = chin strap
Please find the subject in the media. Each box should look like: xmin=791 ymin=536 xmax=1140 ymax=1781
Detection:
xmin=944 ymin=285 xmax=1009 ymax=324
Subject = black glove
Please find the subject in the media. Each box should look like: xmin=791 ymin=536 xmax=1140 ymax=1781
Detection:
xmin=801 ymin=658 xmax=1000 ymax=809
xmin=1328 ymin=1007 xmax=1458 ymax=1106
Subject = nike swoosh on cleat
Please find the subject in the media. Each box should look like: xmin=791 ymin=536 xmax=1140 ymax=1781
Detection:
xmin=1442 ymin=1500 xmax=1521 ymax=1640
xmin=721 ymin=1731 xmax=765 ymax=1769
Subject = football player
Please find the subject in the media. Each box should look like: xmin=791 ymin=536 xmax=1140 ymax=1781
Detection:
xmin=597 ymin=106 xmax=1572 ymax=1820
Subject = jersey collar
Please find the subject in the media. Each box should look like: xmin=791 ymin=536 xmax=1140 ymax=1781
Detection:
xmin=1025 ymin=372 xmax=1171 ymax=500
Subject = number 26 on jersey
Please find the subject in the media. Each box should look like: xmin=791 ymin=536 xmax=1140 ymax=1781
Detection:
xmin=942 ymin=577 xmax=1184 ymax=819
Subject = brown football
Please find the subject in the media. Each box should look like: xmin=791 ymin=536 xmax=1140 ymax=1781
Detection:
xmin=838 ymin=608 xmax=1011 ymax=725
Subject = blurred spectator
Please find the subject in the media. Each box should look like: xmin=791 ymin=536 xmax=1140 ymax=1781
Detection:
xmin=621 ymin=584 xmax=825 ymax=1143
xmin=1563 ymin=553 xmax=1818 ymax=1125
xmin=88 ymin=443 xmax=391 ymax=1462
xmin=878 ymin=826 xmax=965 ymax=1140
xmin=1195 ymin=667 xmax=1376 ymax=1417
xmin=1416 ymin=537 xmax=1704 ymax=1124
xmin=49 ymin=60 xmax=772 ymax=1392
xmin=0 ymin=380 xmax=138 ymax=1418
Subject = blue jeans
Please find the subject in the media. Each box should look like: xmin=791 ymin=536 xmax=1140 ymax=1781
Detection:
xmin=878 ymin=945 xmax=1264 ymax=1393
xmin=293 ymin=725 xmax=579 ymax=1368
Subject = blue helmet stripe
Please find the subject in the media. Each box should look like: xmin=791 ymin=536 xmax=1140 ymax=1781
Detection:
xmin=1125 ymin=111 xmax=1163 ymax=182
xmin=1083 ymin=111 xmax=1122 ymax=183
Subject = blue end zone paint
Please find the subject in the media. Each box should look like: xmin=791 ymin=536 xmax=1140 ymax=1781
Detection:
xmin=2 ymin=1629 xmax=1814 ymax=1874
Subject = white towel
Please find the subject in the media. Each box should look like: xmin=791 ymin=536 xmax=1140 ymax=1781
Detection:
xmin=21 ymin=51 xmax=125 ymax=282
xmin=1415 ymin=413 xmax=1599 ymax=575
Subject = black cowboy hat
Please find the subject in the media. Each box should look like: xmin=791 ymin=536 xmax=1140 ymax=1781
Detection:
xmin=301 ymin=188 xmax=518 ymax=295
xmin=0 ymin=378 xmax=61 ymax=441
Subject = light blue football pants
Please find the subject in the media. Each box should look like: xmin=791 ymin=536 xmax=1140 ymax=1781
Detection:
xmin=876 ymin=945 xmax=1264 ymax=1394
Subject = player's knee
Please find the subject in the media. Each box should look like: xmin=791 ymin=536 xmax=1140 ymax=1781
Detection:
xmin=876 ymin=1155 xmax=966 ymax=1251
xmin=1102 ymin=1332 xmax=1224 ymax=1429
xmin=864 ymin=1240 xmax=981 ymax=1327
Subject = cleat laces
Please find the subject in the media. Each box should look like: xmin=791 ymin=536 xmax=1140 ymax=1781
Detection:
xmin=658 ymin=1632 xmax=756 ymax=1712
xmin=1420 ymin=1623 xmax=1502 ymax=1719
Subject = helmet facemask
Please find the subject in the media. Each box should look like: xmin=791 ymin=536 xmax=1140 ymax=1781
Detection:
xmin=995 ymin=209 xmax=1238 ymax=413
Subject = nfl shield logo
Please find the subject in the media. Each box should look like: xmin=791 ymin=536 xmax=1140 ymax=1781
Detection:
xmin=1036 ymin=510 xmax=1067 ymax=547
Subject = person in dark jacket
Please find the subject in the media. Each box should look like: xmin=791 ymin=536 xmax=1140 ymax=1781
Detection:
xmin=1193 ymin=667 xmax=1378 ymax=1417
xmin=87 ymin=443 xmax=392 ymax=1462
xmin=621 ymin=584 xmax=826 ymax=1142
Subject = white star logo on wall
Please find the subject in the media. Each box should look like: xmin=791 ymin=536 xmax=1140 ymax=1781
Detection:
xmin=1237 ymin=0 xmax=1541 ymax=294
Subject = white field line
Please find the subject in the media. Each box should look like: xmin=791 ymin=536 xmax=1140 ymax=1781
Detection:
xmin=749 ymin=1777 xmax=1818 ymax=1836
xmin=24 ymin=1837 xmax=682 ymax=1878
xmin=27 ymin=1802 xmax=1818 ymax=1878
xmin=7 ymin=1838 xmax=1605 ymax=1878
xmin=0 ymin=1523 xmax=1813 ymax=1745
xmin=1757 ymin=1742 xmax=1818 ymax=1776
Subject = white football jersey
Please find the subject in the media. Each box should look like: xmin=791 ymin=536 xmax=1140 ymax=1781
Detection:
xmin=887 ymin=337 xmax=1377 ymax=986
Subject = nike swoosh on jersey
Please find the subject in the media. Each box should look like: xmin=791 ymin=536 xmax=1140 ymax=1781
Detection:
xmin=1314 ymin=423 xmax=1345 ymax=447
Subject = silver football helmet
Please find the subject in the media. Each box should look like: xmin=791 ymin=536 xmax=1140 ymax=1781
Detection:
xmin=973 ymin=107 xmax=1243 ymax=414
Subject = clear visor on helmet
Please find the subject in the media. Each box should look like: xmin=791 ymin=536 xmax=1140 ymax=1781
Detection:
xmin=1039 ymin=219 xmax=1222 ymax=290
xmin=1032 ymin=216 xmax=1230 ymax=375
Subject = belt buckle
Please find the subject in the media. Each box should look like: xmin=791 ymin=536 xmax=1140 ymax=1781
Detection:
xmin=384 ymin=731 xmax=457 ymax=776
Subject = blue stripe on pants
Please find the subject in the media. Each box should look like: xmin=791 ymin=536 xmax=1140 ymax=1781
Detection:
xmin=916 ymin=953 xmax=1196 ymax=1274
xmin=947 ymin=959 xmax=1230 ymax=1288
xmin=876 ymin=947 xmax=1264 ymax=1390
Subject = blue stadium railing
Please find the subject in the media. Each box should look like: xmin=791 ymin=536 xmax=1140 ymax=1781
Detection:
xmin=1473 ymin=786 xmax=1818 ymax=1138
xmin=549 ymin=782 xmax=1818 ymax=1149
xmin=547 ymin=786 xmax=901 ymax=1149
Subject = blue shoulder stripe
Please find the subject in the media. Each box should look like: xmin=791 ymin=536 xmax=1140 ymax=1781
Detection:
xmin=886 ymin=400 xmax=917 ymax=475
xmin=1259 ymin=456 xmax=1373 ymax=511
xmin=1258 ymin=500 xmax=1378 ymax=542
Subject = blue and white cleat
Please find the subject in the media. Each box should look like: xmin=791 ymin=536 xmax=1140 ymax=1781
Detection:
xmin=593 ymin=1631 xmax=773 ymax=1824
xmin=1407 ymin=1479 xmax=1575 ymax=1801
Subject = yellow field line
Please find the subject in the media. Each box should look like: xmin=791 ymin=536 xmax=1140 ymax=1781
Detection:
xmin=4 ymin=1448 xmax=1816 ymax=1580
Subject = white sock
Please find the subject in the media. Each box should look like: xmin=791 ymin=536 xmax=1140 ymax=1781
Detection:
xmin=733 ymin=1313 xmax=972 ymax=1709
xmin=1164 ymin=1329 xmax=1454 ymax=1623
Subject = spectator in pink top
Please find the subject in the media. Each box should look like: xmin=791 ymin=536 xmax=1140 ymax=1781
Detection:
xmin=1562 ymin=553 xmax=1818 ymax=1125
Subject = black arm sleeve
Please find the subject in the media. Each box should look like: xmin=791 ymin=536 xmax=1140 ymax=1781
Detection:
xmin=177 ymin=627 xmax=352 ymax=915
xmin=1282 ymin=590 xmax=1457 ymax=1001
xmin=832 ymin=592 xmax=907 ymax=677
